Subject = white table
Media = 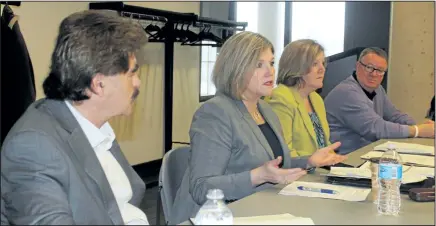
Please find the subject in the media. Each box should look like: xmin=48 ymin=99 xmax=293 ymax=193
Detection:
xmin=184 ymin=138 xmax=435 ymax=225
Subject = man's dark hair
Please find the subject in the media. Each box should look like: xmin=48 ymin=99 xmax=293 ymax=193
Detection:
xmin=43 ymin=10 xmax=148 ymax=101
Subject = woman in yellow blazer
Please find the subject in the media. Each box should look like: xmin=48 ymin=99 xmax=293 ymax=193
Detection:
xmin=265 ymin=39 xmax=330 ymax=157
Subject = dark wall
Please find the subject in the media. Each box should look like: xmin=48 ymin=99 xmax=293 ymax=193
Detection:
xmin=344 ymin=1 xmax=391 ymax=51
xmin=200 ymin=1 xmax=231 ymax=37
xmin=200 ymin=1 xmax=230 ymax=20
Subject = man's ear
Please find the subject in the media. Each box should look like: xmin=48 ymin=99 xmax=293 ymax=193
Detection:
xmin=89 ymin=73 xmax=106 ymax=97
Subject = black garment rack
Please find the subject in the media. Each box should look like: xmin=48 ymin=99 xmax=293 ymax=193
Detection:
xmin=0 ymin=2 xmax=21 ymax=6
xmin=89 ymin=2 xmax=247 ymax=156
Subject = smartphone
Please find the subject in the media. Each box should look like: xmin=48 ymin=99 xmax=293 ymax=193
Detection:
xmin=409 ymin=188 xmax=435 ymax=202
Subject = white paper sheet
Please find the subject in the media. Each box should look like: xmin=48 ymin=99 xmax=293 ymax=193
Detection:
xmin=329 ymin=167 xmax=372 ymax=178
xmin=327 ymin=166 xmax=428 ymax=184
xmin=233 ymin=214 xmax=314 ymax=225
xmin=360 ymin=151 xmax=435 ymax=167
xmin=279 ymin=181 xmax=371 ymax=202
xmin=374 ymin=141 xmax=435 ymax=155
xmin=405 ymin=166 xmax=435 ymax=178
xmin=190 ymin=213 xmax=315 ymax=225
xmin=358 ymin=161 xmax=372 ymax=169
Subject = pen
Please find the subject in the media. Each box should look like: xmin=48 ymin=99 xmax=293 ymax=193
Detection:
xmin=297 ymin=186 xmax=339 ymax=195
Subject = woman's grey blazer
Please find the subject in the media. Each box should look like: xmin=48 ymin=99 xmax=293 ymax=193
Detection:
xmin=170 ymin=92 xmax=309 ymax=224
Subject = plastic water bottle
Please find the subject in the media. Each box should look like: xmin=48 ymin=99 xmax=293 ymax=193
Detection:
xmin=193 ymin=189 xmax=233 ymax=225
xmin=377 ymin=145 xmax=403 ymax=215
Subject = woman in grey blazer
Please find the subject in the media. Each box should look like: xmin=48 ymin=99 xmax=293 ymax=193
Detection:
xmin=170 ymin=31 xmax=346 ymax=224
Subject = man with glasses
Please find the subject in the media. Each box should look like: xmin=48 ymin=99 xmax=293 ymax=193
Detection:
xmin=324 ymin=47 xmax=434 ymax=154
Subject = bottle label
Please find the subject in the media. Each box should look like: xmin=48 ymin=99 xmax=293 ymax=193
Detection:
xmin=378 ymin=163 xmax=402 ymax=180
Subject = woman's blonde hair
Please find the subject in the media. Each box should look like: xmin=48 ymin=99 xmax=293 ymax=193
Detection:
xmin=212 ymin=31 xmax=274 ymax=99
xmin=276 ymin=39 xmax=325 ymax=88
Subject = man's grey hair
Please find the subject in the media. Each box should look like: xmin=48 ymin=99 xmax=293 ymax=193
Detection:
xmin=358 ymin=47 xmax=388 ymax=62
xmin=43 ymin=10 xmax=148 ymax=101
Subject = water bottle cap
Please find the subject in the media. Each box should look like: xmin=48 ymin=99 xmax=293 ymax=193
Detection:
xmin=206 ymin=189 xmax=225 ymax=200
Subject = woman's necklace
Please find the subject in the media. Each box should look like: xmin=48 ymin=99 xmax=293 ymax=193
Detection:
xmin=251 ymin=109 xmax=263 ymax=122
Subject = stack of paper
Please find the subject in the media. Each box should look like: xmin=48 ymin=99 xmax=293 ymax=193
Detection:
xmin=360 ymin=151 xmax=435 ymax=168
xmin=404 ymin=166 xmax=435 ymax=178
xmin=359 ymin=161 xmax=435 ymax=178
xmin=279 ymin=181 xmax=371 ymax=202
xmin=374 ymin=141 xmax=434 ymax=155
xmin=327 ymin=167 xmax=371 ymax=179
xmin=233 ymin=214 xmax=314 ymax=225
xmin=190 ymin=213 xmax=314 ymax=225
xmin=326 ymin=166 xmax=428 ymax=184
xmin=358 ymin=161 xmax=372 ymax=169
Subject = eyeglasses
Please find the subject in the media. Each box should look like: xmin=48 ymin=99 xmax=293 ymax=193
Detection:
xmin=359 ymin=61 xmax=386 ymax=76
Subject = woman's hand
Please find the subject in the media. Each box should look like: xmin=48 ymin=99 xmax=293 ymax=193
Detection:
xmin=251 ymin=156 xmax=307 ymax=186
xmin=308 ymin=142 xmax=347 ymax=167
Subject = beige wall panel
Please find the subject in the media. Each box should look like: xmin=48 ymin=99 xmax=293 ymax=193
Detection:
xmin=388 ymin=2 xmax=435 ymax=122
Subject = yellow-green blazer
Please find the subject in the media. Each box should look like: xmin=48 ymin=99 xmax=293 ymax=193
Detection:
xmin=264 ymin=84 xmax=331 ymax=157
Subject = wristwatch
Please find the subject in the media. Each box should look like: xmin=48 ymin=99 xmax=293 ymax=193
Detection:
xmin=305 ymin=162 xmax=316 ymax=172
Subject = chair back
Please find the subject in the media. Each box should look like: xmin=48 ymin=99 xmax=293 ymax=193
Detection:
xmin=158 ymin=146 xmax=191 ymax=224
xmin=1 ymin=196 xmax=9 ymax=225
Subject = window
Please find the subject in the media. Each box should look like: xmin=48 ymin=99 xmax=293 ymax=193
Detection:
xmin=200 ymin=42 xmax=217 ymax=97
xmin=291 ymin=2 xmax=345 ymax=56
xmin=199 ymin=2 xmax=346 ymax=100
xmin=236 ymin=2 xmax=258 ymax=33
xmin=200 ymin=2 xmax=260 ymax=100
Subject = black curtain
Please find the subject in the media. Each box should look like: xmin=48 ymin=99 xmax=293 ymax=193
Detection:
xmin=1 ymin=5 xmax=36 ymax=146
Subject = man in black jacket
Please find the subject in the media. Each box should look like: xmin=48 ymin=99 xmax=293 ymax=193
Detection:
xmin=1 ymin=5 xmax=36 ymax=146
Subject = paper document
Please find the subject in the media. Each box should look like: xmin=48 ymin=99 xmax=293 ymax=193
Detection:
xmin=233 ymin=214 xmax=314 ymax=225
xmin=329 ymin=167 xmax=372 ymax=178
xmin=327 ymin=166 xmax=428 ymax=184
xmin=374 ymin=141 xmax=434 ymax=155
xmin=358 ymin=161 xmax=372 ymax=169
xmin=190 ymin=213 xmax=314 ymax=225
xmin=404 ymin=166 xmax=435 ymax=178
xmin=361 ymin=151 xmax=435 ymax=167
xmin=359 ymin=161 xmax=434 ymax=178
xmin=279 ymin=181 xmax=371 ymax=202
